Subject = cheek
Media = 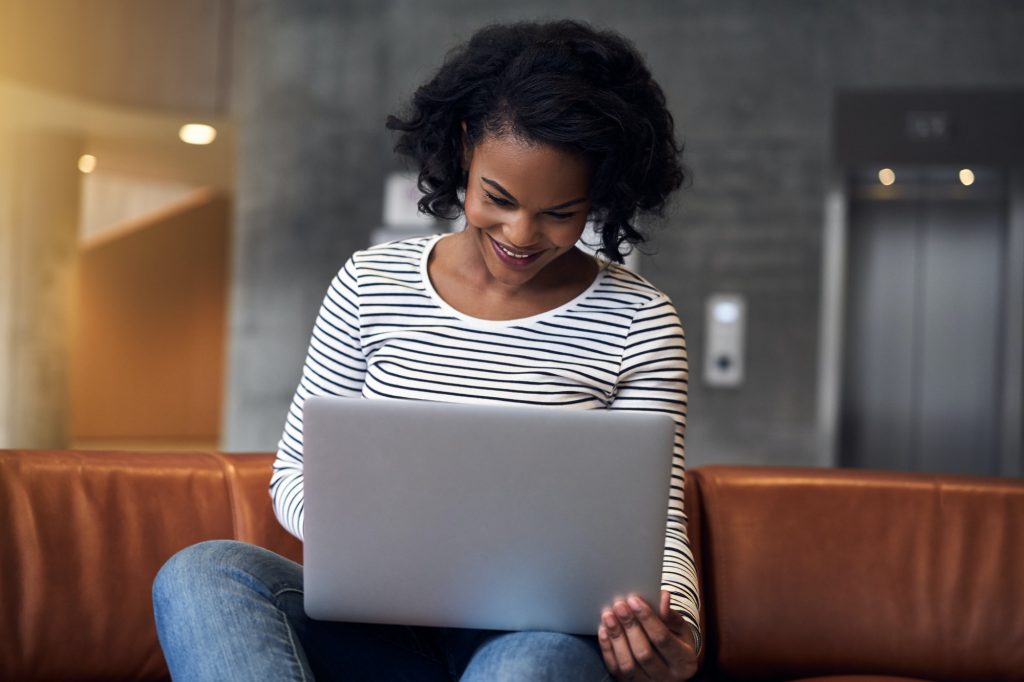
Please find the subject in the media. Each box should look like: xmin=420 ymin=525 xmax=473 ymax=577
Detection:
xmin=464 ymin=192 xmax=500 ymax=229
xmin=550 ymin=220 xmax=589 ymax=249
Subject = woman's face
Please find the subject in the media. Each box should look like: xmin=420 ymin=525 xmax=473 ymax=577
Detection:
xmin=462 ymin=132 xmax=592 ymax=289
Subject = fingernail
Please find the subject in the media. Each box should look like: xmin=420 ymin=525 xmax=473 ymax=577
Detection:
xmin=598 ymin=625 xmax=608 ymax=641
xmin=614 ymin=601 xmax=631 ymax=619
xmin=602 ymin=611 xmax=617 ymax=628
xmin=627 ymin=595 xmax=643 ymax=612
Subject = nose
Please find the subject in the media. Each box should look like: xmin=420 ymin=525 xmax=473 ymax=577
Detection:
xmin=502 ymin=211 xmax=541 ymax=249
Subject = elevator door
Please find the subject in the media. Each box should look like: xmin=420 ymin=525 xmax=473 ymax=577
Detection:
xmin=841 ymin=175 xmax=1006 ymax=475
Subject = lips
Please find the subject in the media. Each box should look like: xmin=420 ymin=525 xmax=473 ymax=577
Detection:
xmin=488 ymin=236 xmax=543 ymax=268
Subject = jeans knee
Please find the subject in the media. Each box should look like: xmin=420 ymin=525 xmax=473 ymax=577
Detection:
xmin=153 ymin=540 xmax=249 ymax=603
xmin=464 ymin=631 xmax=607 ymax=681
xmin=153 ymin=539 xmax=303 ymax=613
xmin=151 ymin=541 xmax=310 ymax=680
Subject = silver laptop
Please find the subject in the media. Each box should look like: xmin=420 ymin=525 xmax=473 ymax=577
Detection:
xmin=302 ymin=397 xmax=675 ymax=634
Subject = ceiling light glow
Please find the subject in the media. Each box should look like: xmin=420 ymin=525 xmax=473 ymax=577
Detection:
xmin=878 ymin=168 xmax=896 ymax=186
xmin=78 ymin=154 xmax=97 ymax=173
xmin=959 ymin=168 xmax=975 ymax=186
xmin=179 ymin=124 xmax=217 ymax=145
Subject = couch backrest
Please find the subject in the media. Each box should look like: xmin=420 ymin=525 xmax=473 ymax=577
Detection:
xmin=687 ymin=466 xmax=1024 ymax=681
xmin=0 ymin=450 xmax=300 ymax=682
xmin=5 ymin=451 xmax=1022 ymax=681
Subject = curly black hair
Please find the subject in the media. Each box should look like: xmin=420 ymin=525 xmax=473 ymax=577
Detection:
xmin=385 ymin=19 xmax=686 ymax=263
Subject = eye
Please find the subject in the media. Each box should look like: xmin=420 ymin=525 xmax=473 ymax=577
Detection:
xmin=546 ymin=211 xmax=576 ymax=221
xmin=483 ymin=191 xmax=513 ymax=207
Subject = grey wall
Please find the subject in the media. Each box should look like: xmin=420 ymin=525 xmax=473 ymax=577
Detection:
xmin=222 ymin=0 xmax=1024 ymax=466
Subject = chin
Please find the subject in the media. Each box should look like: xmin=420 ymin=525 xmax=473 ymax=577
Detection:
xmin=483 ymin=257 xmax=544 ymax=287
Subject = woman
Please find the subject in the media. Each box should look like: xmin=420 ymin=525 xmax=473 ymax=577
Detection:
xmin=154 ymin=19 xmax=700 ymax=681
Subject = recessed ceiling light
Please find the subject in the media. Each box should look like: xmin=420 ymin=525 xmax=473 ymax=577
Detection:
xmin=878 ymin=168 xmax=895 ymax=186
xmin=78 ymin=154 xmax=97 ymax=173
xmin=958 ymin=168 xmax=975 ymax=186
xmin=179 ymin=124 xmax=217 ymax=145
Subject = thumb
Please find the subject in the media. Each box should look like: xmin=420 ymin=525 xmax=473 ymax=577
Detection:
xmin=659 ymin=590 xmax=688 ymax=630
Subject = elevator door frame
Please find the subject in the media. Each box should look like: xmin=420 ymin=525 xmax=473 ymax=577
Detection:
xmin=817 ymin=168 xmax=1024 ymax=476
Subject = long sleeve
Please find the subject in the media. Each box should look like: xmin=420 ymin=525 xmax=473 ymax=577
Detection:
xmin=609 ymin=294 xmax=701 ymax=650
xmin=270 ymin=258 xmax=367 ymax=540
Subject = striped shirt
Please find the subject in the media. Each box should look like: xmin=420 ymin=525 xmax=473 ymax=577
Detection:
xmin=272 ymin=234 xmax=701 ymax=639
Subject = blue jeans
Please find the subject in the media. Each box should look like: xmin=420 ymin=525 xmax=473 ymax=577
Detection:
xmin=153 ymin=540 xmax=609 ymax=681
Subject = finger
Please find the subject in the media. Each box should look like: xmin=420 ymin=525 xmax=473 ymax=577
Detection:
xmin=613 ymin=599 xmax=671 ymax=679
xmin=660 ymin=590 xmax=671 ymax=618
xmin=659 ymin=590 xmax=692 ymax=635
xmin=652 ymin=593 xmax=699 ymax=679
xmin=602 ymin=608 xmax=643 ymax=679
xmin=597 ymin=625 xmax=621 ymax=678
xmin=630 ymin=589 xmax=696 ymax=675
xmin=630 ymin=594 xmax=679 ymax=654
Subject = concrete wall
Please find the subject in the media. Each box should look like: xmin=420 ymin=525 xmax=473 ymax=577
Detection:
xmin=221 ymin=1 xmax=1024 ymax=464
xmin=0 ymin=131 xmax=81 ymax=448
xmin=0 ymin=118 xmax=13 ymax=447
xmin=222 ymin=2 xmax=388 ymax=449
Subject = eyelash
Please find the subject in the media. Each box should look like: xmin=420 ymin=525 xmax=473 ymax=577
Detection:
xmin=482 ymin=192 xmax=576 ymax=221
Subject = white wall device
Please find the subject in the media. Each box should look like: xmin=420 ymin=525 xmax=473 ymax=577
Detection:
xmin=704 ymin=293 xmax=746 ymax=388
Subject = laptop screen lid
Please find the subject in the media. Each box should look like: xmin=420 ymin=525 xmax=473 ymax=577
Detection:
xmin=302 ymin=396 xmax=675 ymax=634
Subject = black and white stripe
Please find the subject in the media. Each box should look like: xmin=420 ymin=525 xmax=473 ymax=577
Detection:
xmin=271 ymin=235 xmax=700 ymax=637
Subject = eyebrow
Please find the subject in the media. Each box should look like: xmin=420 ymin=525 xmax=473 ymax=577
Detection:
xmin=481 ymin=177 xmax=588 ymax=211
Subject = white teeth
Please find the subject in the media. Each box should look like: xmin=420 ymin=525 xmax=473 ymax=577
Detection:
xmin=496 ymin=241 xmax=532 ymax=259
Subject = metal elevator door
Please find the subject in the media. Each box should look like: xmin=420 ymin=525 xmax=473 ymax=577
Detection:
xmin=840 ymin=171 xmax=1007 ymax=475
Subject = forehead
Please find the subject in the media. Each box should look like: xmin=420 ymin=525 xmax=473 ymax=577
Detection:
xmin=470 ymin=134 xmax=591 ymax=205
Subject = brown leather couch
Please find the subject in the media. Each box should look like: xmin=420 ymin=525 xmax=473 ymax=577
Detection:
xmin=2 ymin=449 xmax=1022 ymax=681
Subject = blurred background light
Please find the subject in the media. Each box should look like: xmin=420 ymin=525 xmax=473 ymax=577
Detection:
xmin=78 ymin=154 xmax=97 ymax=173
xmin=712 ymin=300 xmax=741 ymax=324
xmin=178 ymin=123 xmax=217 ymax=145
xmin=959 ymin=168 xmax=975 ymax=186
xmin=878 ymin=168 xmax=896 ymax=186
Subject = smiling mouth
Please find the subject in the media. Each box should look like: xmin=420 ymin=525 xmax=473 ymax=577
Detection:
xmin=488 ymin=236 xmax=543 ymax=266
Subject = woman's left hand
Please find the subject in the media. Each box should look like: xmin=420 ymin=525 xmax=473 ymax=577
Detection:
xmin=597 ymin=590 xmax=698 ymax=681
